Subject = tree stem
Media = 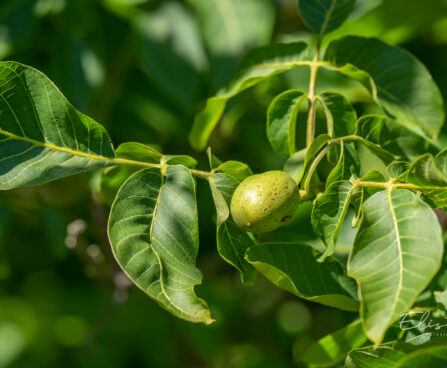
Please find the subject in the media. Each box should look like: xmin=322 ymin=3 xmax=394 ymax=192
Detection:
xmin=306 ymin=38 xmax=322 ymax=147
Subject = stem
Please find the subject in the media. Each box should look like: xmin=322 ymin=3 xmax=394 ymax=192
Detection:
xmin=353 ymin=180 xmax=445 ymax=192
xmin=306 ymin=36 xmax=322 ymax=147
xmin=303 ymin=142 xmax=336 ymax=193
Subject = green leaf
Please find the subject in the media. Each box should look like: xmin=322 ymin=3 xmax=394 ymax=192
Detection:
xmin=108 ymin=166 xmax=213 ymax=324
xmin=246 ymin=242 xmax=359 ymax=311
xmin=406 ymin=152 xmax=447 ymax=209
xmin=346 ymin=340 xmax=447 ymax=368
xmin=325 ymin=36 xmax=444 ymax=139
xmin=386 ymin=161 xmax=410 ymax=180
xmin=186 ymin=0 xmax=275 ymax=57
xmin=215 ymin=160 xmax=253 ymax=182
xmin=348 ymin=189 xmax=443 ymax=344
xmin=326 ymin=143 xmax=360 ymax=186
xmin=100 ymin=142 xmax=161 ymax=205
xmin=189 ymin=42 xmax=309 ymax=150
xmin=435 ymin=289 xmax=447 ymax=311
xmin=267 ymin=90 xmax=308 ymax=157
xmin=206 ymin=147 xmax=223 ymax=169
xmin=300 ymin=319 xmax=367 ymax=368
xmin=0 ymin=61 xmax=115 ymax=190
xmin=305 ymin=134 xmax=331 ymax=164
xmin=208 ymin=161 xmax=256 ymax=284
xmin=312 ymin=181 xmax=354 ymax=262
xmin=164 ymin=154 xmax=198 ymax=168
xmin=318 ymin=92 xmax=357 ymax=138
xmin=284 ymin=148 xmax=307 ymax=184
xmin=297 ymin=0 xmax=356 ymax=35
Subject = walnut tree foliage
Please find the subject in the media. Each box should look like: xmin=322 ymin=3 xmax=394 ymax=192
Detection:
xmin=1 ymin=0 xmax=447 ymax=366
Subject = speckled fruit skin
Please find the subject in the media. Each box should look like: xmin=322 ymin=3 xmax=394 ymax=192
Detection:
xmin=230 ymin=170 xmax=300 ymax=233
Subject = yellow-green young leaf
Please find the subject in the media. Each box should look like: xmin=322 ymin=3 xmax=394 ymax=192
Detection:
xmin=325 ymin=37 xmax=444 ymax=139
xmin=346 ymin=341 xmax=447 ymax=368
xmin=318 ymin=92 xmax=357 ymax=138
xmin=348 ymin=189 xmax=443 ymax=344
xmin=211 ymin=167 xmax=256 ymax=284
xmin=189 ymin=42 xmax=309 ymax=150
xmin=246 ymin=242 xmax=359 ymax=311
xmin=108 ymin=166 xmax=213 ymax=324
xmin=164 ymin=154 xmax=198 ymax=168
xmin=100 ymin=142 xmax=162 ymax=205
xmin=312 ymin=181 xmax=355 ymax=262
xmin=386 ymin=161 xmax=410 ymax=180
xmin=297 ymin=0 xmax=356 ymax=35
xmin=267 ymin=90 xmax=308 ymax=157
xmin=0 ymin=62 xmax=115 ymax=190
xmin=300 ymin=319 xmax=367 ymax=368
xmin=406 ymin=151 xmax=447 ymax=209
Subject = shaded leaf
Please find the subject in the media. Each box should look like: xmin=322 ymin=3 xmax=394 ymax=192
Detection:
xmin=326 ymin=143 xmax=360 ymax=186
xmin=267 ymin=90 xmax=307 ymax=157
xmin=246 ymin=242 xmax=359 ymax=311
xmin=348 ymin=189 xmax=443 ymax=344
xmin=108 ymin=166 xmax=213 ymax=324
xmin=189 ymin=42 xmax=309 ymax=150
xmin=284 ymin=148 xmax=307 ymax=184
xmin=0 ymin=62 xmax=114 ymax=190
xmin=325 ymin=36 xmax=444 ymax=139
xmin=297 ymin=0 xmax=356 ymax=35
xmin=386 ymin=161 xmax=410 ymax=180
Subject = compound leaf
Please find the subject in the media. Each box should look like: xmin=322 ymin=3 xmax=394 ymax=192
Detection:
xmin=108 ymin=166 xmax=213 ymax=324
xmin=189 ymin=42 xmax=309 ymax=150
xmin=0 ymin=61 xmax=115 ymax=190
xmin=348 ymin=189 xmax=443 ymax=344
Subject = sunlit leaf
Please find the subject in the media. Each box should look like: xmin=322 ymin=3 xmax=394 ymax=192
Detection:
xmin=301 ymin=319 xmax=367 ymax=367
xmin=348 ymin=189 xmax=443 ymax=344
xmin=318 ymin=92 xmax=357 ymax=138
xmin=108 ymin=166 xmax=213 ymax=324
xmin=0 ymin=62 xmax=115 ymax=190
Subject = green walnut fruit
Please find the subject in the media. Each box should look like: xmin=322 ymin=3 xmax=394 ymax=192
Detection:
xmin=230 ymin=170 xmax=300 ymax=233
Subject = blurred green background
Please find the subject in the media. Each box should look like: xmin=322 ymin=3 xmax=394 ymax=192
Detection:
xmin=1 ymin=0 xmax=447 ymax=367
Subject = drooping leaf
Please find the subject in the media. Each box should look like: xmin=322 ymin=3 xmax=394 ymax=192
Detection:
xmin=209 ymin=162 xmax=256 ymax=284
xmin=189 ymin=42 xmax=309 ymax=150
xmin=267 ymin=90 xmax=308 ymax=157
xmin=406 ymin=152 xmax=447 ymax=209
xmin=312 ymin=181 xmax=354 ymax=262
xmin=284 ymin=148 xmax=307 ymax=184
xmin=297 ymin=0 xmax=356 ymax=35
xmin=325 ymin=36 xmax=444 ymax=139
xmin=348 ymin=189 xmax=443 ymax=344
xmin=0 ymin=61 xmax=115 ymax=190
xmin=346 ymin=340 xmax=447 ymax=368
xmin=326 ymin=143 xmax=360 ymax=185
xmin=300 ymin=319 xmax=367 ymax=368
xmin=108 ymin=166 xmax=213 ymax=324
xmin=246 ymin=242 xmax=359 ymax=311
xmin=100 ymin=142 xmax=161 ymax=204
xmin=318 ymin=92 xmax=357 ymax=138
